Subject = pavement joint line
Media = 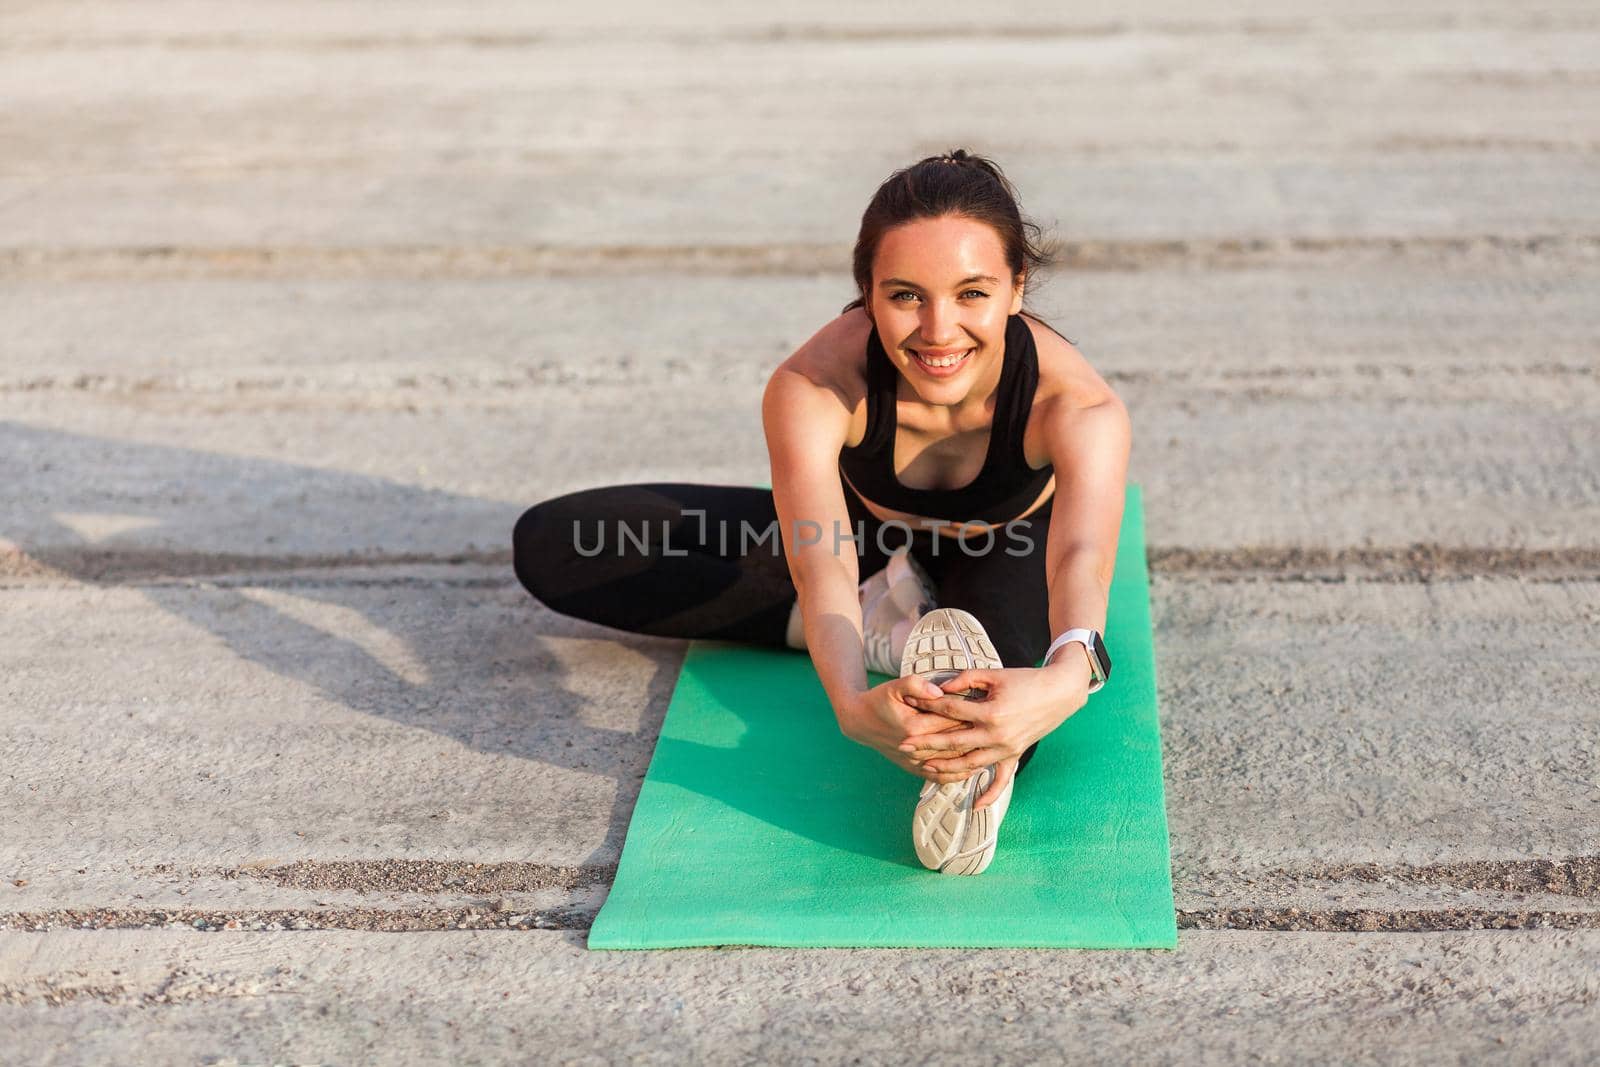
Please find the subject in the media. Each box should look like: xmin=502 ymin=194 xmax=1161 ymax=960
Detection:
xmin=3 ymin=235 xmax=1598 ymax=281
xmin=1110 ymin=362 xmax=1600 ymax=386
xmin=1146 ymin=546 xmax=1600 ymax=582
xmin=1372 ymin=135 xmax=1600 ymax=152
xmin=1 ymin=361 xmax=1594 ymax=398
xmin=0 ymin=908 xmax=591 ymax=934
xmin=2 ymin=972 xmax=297 ymax=1008
xmin=1178 ymin=909 xmax=1600 ymax=932
xmin=4 ymin=907 xmax=1600 ymax=935
xmin=7 ymin=134 xmax=1600 ymax=182
xmin=1203 ymin=857 xmax=1600 ymax=899
xmin=158 ymin=857 xmax=1585 ymax=898
xmin=9 ymin=861 xmax=1600 ymax=937
xmin=0 ymin=548 xmax=514 ymax=584
xmin=166 ymin=859 xmax=618 ymax=894
xmin=4 ymin=546 xmax=1599 ymax=587
xmin=6 ymin=12 xmax=1600 ymax=50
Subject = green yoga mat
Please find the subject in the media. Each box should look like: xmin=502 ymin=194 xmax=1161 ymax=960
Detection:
xmin=588 ymin=485 xmax=1175 ymax=949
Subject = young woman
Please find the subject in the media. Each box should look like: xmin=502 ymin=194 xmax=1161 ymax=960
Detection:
xmin=514 ymin=150 xmax=1130 ymax=875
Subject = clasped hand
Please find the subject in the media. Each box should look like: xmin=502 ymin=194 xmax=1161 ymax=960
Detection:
xmin=902 ymin=659 xmax=1091 ymax=770
xmin=839 ymin=658 xmax=1093 ymax=811
xmin=836 ymin=676 xmax=968 ymax=782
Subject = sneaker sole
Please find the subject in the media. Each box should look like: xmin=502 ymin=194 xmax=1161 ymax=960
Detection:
xmin=900 ymin=608 xmax=1009 ymax=875
xmin=898 ymin=606 xmax=1002 ymax=691
xmin=913 ymin=768 xmax=1012 ymax=875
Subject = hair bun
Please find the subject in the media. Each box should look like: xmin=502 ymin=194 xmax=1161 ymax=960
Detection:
xmin=840 ymin=149 xmax=1054 ymax=316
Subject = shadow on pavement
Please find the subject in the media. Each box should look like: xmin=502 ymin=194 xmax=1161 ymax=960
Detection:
xmin=2 ymin=420 xmax=692 ymax=871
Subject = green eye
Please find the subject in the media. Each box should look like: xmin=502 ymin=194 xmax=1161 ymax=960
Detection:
xmin=962 ymin=289 xmax=989 ymax=299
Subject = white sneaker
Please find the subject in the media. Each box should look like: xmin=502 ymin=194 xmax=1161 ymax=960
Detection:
xmin=900 ymin=607 xmax=1014 ymax=875
xmin=859 ymin=547 xmax=936 ymax=676
xmin=884 ymin=544 xmax=936 ymax=617
xmin=913 ymin=765 xmax=1014 ymax=876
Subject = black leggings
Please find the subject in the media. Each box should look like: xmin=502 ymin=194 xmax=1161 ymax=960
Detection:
xmin=512 ymin=483 xmax=1055 ymax=771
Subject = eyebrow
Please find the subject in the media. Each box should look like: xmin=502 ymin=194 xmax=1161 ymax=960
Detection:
xmin=878 ymin=274 xmax=1002 ymax=290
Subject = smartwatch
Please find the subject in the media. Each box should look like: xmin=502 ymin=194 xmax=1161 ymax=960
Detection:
xmin=1043 ymin=629 xmax=1111 ymax=694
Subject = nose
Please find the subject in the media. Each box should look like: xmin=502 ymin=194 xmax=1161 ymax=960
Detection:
xmin=918 ymin=298 xmax=960 ymax=347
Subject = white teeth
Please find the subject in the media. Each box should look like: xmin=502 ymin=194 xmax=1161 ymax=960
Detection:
xmin=917 ymin=349 xmax=970 ymax=369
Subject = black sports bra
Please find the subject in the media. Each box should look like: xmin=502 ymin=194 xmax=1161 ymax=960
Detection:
xmin=837 ymin=313 xmax=1055 ymax=526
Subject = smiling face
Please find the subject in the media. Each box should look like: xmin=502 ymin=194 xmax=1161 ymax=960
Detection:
xmin=866 ymin=214 xmax=1025 ymax=408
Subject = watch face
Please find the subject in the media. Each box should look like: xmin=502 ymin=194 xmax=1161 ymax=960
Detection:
xmin=1090 ymin=633 xmax=1111 ymax=680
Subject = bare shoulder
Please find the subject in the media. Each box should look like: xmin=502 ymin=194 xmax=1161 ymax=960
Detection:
xmin=1022 ymin=312 xmax=1120 ymax=411
xmin=763 ymin=306 xmax=874 ymax=446
xmin=767 ymin=306 xmax=873 ymax=401
xmin=1020 ymin=313 xmax=1130 ymax=467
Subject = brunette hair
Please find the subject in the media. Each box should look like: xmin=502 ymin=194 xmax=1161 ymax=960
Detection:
xmin=841 ymin=148 xmax=1054 ymax=315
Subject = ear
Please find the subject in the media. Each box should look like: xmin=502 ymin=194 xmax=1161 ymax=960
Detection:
xmin=1008 ymin=272 xmax=1026 ymax=315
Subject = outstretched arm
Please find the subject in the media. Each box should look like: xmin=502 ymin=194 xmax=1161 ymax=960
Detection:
xmin=1038 ymin=393 xmax=1132 ymax=682
xmin=762 ymin=362 xmax=870 ymax=717
xmin=763 ymin=344 xmax=966 ymax=779
xmin=900 ymin=391 xmax=1132 ymax=803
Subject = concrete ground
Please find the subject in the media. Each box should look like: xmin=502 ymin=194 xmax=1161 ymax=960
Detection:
xmin=3 ymin=1 xmax=1597 ymax=1062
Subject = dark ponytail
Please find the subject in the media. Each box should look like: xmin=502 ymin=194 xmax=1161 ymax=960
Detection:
xmin=841 ymin=149 xmax=1053 ymax=315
